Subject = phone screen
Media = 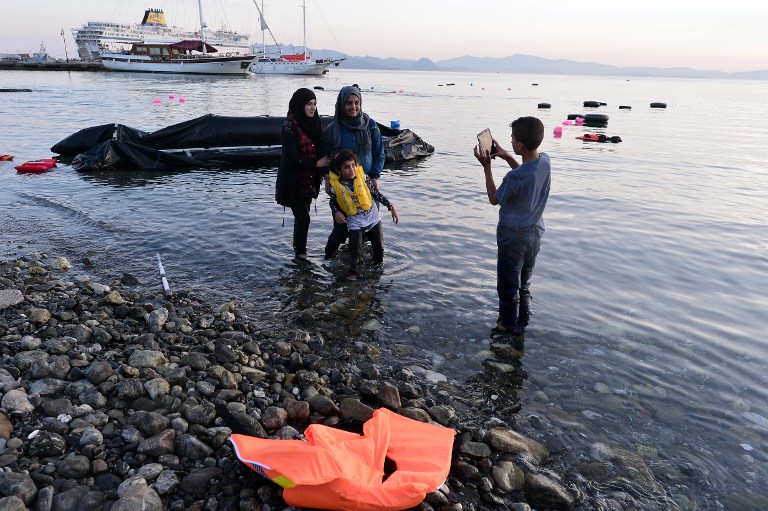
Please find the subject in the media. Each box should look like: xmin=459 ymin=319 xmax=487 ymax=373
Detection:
xmin=477 ymin=128 xmax=493 ymax=154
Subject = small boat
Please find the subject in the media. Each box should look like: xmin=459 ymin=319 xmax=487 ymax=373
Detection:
xmin=249 ymin=1 xmax=344 ymax=76
xmin=100 ymin=40 xmax=255 ymax=75
xmin=15 ymin=158 xmax=57 ymax=174
xmin=0 ymin=154 xmax=13 ymax=161
xmin=51 ymin=115 xmax=434 ymax=171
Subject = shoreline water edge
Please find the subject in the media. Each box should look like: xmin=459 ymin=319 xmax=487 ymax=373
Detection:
xmin=0 ymin=252 xmax=581 ymax=511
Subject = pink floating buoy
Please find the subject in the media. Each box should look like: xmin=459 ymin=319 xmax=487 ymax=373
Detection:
xmin=168 ymin=94 xmax=175 ymax=99
xmin=178 ymin=97 xmax=186 ymax=102
xmin=153 ymin=98 xmax=162 ymax=104
xmin=562 ymin=120 xmax=573 ymax=126
xmin=553 ymin=126 xmax=563 ymax=138
xmin=575 ymin=117 xmax=584 ymax=126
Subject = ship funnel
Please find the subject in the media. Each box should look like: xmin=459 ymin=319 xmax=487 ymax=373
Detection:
xmin=142 ymin=9 xmax=167 ymax=26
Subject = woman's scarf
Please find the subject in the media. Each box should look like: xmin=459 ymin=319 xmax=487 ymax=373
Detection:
xmin=329 ymin=85 xmax=371 ymax=152
xmin=287 ymin=87 xmax=323 ymax=146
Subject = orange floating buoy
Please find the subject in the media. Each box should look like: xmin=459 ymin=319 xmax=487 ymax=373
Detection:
xmin=15 ymin=158 xmax=57 ymax=174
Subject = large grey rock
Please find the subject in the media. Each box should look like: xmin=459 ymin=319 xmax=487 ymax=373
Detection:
xmin=0 ymin=289 xmax=23 ymax=310
xmin=148 ymin=308 xmax=169 ymax=334
xmin=261 ymin=406 xmax=288 ymax=430
xmin=57 ymin=454 xmax=91 ymax=479
xmin=485 ymin=427 xmax=549 ymax=464
xmin=179 ymin=467 xmax=222 ymax=496
xmin=377 ymin=384 xmax=401 ymax=410
xmin=153 ymin=470 xmax=180 ymax=495
xmin=84 ymin=361 xmax=113 ymax=384
xmin=0 ymin=496 xmax=27 ymax=511
xmin=137 ymin=429 xmax=176 ymax=457
xmin=128 ymin=350 xmax=168 ymax=368
xmin=492 ymin=461 xmax=525 ymax=493
xmin=174 ymin=434 xmax=212 ymax=460
xmin=35 ymin=486 xmax=54 ymax=511
xmin=51 ymin=485 xmax=90 ymax=511
xmin=307 ymin=395 xmax=339 ymax=417
xmin=111 ymin=478 xmax=162 ymax=511
xmin=524 ymin=473 xmax=574 ymax=510
xmin=339 ymin=398 xmax=374 ymax=422
xmin=0 ymin=471 xmax=37 ymax=505
xmin=1 ymin=389 xmax=35 ymax=413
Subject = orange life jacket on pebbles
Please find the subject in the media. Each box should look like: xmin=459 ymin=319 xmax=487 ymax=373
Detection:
xmin=230 ymin=408 xmax=456 ymax=511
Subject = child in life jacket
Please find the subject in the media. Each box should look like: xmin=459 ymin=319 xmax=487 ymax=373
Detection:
xmin=325 ymin=149 xmax=399 ymax=280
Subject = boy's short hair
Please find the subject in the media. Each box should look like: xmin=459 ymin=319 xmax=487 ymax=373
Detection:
xmin=329 ymin=149 xmax=358 ymax=174
xmin=510 ymin=116 xmax=544 ymax=151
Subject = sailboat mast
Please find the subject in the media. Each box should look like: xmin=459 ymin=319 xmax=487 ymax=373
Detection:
xmin=262 ymin=0 xmax=266 ymax=55
xmin=303 ymin=1 xmax=307 ymax=62
xmin=197 ymin=0 xmax=207 ymax=53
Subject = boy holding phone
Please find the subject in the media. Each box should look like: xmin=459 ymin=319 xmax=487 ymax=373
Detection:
xmin=474 ymin=116 xmax=550 ymax=334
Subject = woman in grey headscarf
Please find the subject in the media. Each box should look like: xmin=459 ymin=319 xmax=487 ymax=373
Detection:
xmin=322 ymin=85 xmax=385 ymax=259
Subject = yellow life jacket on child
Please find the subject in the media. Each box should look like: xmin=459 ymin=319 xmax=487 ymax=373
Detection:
xmin=329 ymin=166 xmax=372 ymax=216
xmin=229 ymin=408 xmax=456 ymax=511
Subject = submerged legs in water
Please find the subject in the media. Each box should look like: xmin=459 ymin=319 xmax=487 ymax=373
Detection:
xmin=290 ymin=198 xmax=312 ymax=257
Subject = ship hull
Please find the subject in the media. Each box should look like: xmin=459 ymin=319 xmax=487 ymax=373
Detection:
xmin=101 ymin=54 xmax=254 ymax=75
xmin=249 ymin=59 xmax=339 ymax=76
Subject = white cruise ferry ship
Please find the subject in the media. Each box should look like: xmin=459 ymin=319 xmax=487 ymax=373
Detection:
xmin=72 ymin=8 xmax=250 ymax=60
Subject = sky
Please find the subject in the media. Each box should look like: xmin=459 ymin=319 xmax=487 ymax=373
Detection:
xmin=0 ymin=0 xmax=766 ymax=73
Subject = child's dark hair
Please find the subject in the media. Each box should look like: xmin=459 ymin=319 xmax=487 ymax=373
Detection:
xmin=510 ymin=116 xmax=544 ymax=151
xmin=329 ymin=149 xmax=358 ymax=174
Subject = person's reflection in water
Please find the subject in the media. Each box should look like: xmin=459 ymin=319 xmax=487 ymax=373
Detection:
xmin=275 ymin=255 xmax=388 ymax=342
xmin=467 ymin=331 xmax=528 ymax=421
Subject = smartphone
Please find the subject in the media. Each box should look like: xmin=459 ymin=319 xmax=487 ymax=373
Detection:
xmin=477 ymin=128 xmax=493 ymax=155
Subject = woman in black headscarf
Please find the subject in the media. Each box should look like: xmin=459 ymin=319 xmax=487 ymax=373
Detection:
xmin=276 ymin=88 xmax=329 ymax=259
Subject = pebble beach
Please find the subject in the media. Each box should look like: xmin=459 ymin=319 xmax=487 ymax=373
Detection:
xmin=0 ymin=253 xmax=577 ymax=511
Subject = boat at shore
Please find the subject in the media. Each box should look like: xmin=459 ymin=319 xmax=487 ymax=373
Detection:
xmin=249 ymin=1 xmax=344 ymax=75
xmin=72 ymin=7 xmax=250 ymax=60
xmin=51 ymin=115 xmax=435 ymax=171
xmin=100 ymin=40 xmax=254 ymax=75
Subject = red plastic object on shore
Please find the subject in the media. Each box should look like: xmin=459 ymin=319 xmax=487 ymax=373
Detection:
xmin=15 ymin=158 xmax=57 ymax=174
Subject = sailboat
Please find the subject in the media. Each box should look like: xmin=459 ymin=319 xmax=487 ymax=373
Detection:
xmin=249 ymin=1 xmax=344 ymax=76
xmin=100 ymin=0 xmax=255 ymax=75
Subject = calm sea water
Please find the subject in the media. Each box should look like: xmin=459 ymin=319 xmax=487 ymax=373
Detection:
xmin=2 ymin=69 xmax=767 ymax=509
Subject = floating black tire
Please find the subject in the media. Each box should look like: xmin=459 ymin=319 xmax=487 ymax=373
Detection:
xmin=538 ymin=103 xmax=551 ymax=109
xmin=583 ymin=100 xmax=601 ymax=108
xmin=567 ymin=113 xmax=584 ymax=120
xmin=650 ymin=102 xmax=667 ymax=108
xmin=583 ymin=113 xmax=609 ymax=127
xmin=619 ymin=105 xmax=631 ymax=110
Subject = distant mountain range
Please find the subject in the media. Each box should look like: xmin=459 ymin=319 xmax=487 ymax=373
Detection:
xmin=310 ymin=50 xmax=768 ymax=80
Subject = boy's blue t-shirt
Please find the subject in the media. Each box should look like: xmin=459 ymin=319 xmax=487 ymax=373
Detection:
xmin=495 ymin=152 xmax=551 ymax=244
